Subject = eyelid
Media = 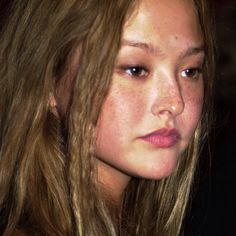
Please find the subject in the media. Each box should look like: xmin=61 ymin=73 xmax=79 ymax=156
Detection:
xmin=179 ymin=57 xmax=205 ymax=78
xmin=116 ymin=64 xmax=149 ymax=78
xmin=180 ymin=67 xmax=203 ymax=79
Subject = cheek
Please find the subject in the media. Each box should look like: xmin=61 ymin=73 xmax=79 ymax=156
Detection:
xmin=182 ymin=84 xmax=204 ymax=132
xmin=96 ymin=83 xmax=145 ymax=152
xmin=100 ymin=84 xmax=145 ymax=132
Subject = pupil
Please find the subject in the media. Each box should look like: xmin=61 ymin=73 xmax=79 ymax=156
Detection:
xmin=186 ymin=69 xmax=194 ymax=76
xmin=132 ymin=67 xmax=141 ymax=75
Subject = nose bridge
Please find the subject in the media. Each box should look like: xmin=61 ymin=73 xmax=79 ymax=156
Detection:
xmin=151 ymin=71 xmax=184 ymax=117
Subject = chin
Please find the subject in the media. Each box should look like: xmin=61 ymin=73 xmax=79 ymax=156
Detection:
xmin=132 ymin=159 xmax=179 ymax=180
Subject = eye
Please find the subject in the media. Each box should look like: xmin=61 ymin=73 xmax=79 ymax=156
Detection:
xmin=181 ymin=68 xmax=202 ymax=79
xmin=122 ymin=66 xmax=149 ymax=78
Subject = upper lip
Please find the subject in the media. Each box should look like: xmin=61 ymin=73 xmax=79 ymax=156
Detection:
xmin=140 ymin=128 xmax=180 ymax=139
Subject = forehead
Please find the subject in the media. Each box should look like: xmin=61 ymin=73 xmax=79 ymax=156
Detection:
xmin=124 ymin=0 xmax=202 ymax=45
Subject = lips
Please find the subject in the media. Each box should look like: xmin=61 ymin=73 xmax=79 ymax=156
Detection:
xmin=139 ymin=128 xmax=180 ymax=148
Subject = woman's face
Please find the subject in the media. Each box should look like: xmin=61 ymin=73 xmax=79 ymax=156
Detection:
xmin=96 ymin=0 xmax=204 ymax=188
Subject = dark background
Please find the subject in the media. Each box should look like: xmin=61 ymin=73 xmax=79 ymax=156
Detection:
xmin=1 ymin=1 xmax=236 ymax=235
xmin=185 ymin=0 xmax=236 ymax=235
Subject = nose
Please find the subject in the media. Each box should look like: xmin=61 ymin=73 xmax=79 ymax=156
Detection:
xmin=151 ymin=80 xmax=184 ymax=117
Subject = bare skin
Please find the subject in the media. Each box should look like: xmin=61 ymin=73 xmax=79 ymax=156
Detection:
xmin=51 ymin=0 xmax=204 ymax=205
xmin=95 ymin=0 xmax=204 ymax=204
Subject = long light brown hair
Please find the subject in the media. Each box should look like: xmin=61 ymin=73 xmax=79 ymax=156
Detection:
xmin=0 ymin=0 xmax=215 ymax=235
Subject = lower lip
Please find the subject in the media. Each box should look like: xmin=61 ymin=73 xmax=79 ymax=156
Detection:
xmin=140 ymin=134 xmax=179 ymax=148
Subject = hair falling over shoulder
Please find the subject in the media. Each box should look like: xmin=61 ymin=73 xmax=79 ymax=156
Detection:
xmin=0 ymin=0 xmax=215 ymax=235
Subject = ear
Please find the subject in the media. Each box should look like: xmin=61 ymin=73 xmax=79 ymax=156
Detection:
xmin=48 ymin=46 xmax=81 ymax=118
xmin=49 ymin=92 xmax=60 ymax=117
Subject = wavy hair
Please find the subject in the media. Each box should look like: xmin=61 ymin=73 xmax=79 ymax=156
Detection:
xmin=0 ymin=0 xmax=214 ymax=235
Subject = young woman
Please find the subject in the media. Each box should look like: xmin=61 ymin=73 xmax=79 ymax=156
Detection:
xmin=0 ymin=0 xmax=215 ymax=235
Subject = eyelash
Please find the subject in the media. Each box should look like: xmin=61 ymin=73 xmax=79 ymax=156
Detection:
xmin=117 ymin=65 xmax=203 ymax=80
xmin=120 ymin=65 xmax=149 ymax=79
xmin=180 ymin=67 xmax=202 ymax=80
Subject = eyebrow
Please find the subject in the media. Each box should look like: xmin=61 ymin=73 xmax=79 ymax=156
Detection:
xmin=179 ymin=46 xmax=205 ymax=59
xmin=121 ymin=39 xmax=205 ymax=59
